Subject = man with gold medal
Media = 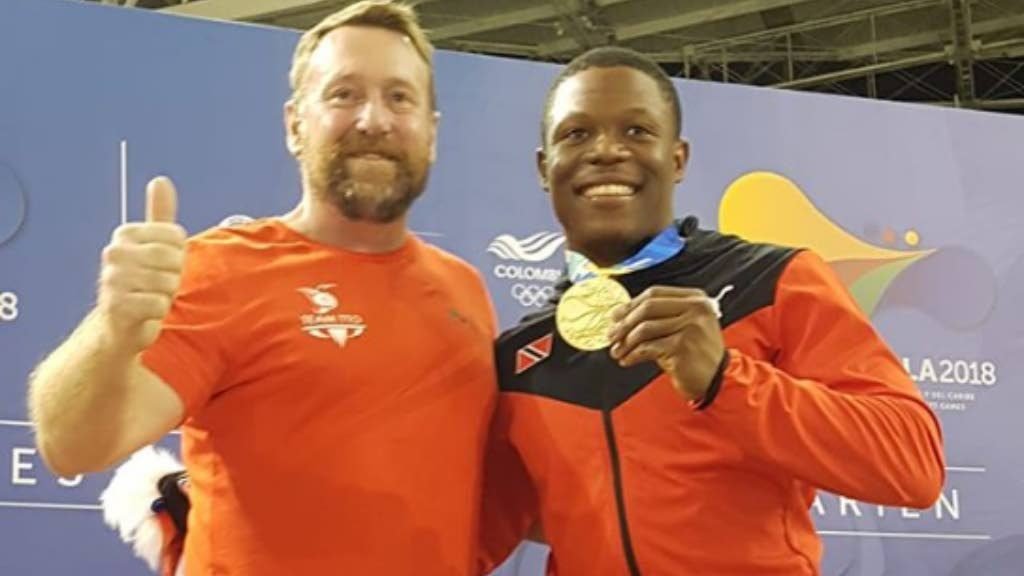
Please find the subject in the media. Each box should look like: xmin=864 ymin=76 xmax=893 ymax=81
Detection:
xmin=479 ymin=46 xmax=946 ymax=576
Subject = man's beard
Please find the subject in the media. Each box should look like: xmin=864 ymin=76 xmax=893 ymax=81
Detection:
xmin=305 ymin=136 xmax=429 ymax=223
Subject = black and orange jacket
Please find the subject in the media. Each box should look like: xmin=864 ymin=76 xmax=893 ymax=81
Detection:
xmin=479 ymin=221 xmax=945 ymax=576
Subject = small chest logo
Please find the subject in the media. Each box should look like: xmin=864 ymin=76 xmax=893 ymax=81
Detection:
xmin=298 ymin=284 xmax=366 ymax=347
xmin=709 ymin=284 xmax=735 ymax=319
xmin=515 ymin=333 xmax=553 ymax=375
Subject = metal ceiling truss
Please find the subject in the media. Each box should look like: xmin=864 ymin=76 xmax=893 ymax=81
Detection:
xmin=79 ymin=0 xmax=1024 ymax=113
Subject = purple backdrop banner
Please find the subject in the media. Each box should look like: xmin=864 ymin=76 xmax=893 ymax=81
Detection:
xmin=1 ymin=1 xmax=1021 ymax=574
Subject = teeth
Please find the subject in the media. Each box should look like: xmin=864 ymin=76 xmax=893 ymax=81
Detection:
xmin=583 ymin=184 xmax=634 ymax=197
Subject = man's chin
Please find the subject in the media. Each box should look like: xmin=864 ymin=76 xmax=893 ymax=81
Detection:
xmin=331 ymin=189 xmax=417 ymax=223
xmin=343 ymin=156 xmax=401 ymax=182
xmin=575 ymin=225 xmax=643 ymax=246
xmin=567 ymin=225 xmax=658 ymax=259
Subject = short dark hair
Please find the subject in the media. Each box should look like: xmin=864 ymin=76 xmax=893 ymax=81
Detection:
xmin=541 ymin=46 xmax=682 ymax=146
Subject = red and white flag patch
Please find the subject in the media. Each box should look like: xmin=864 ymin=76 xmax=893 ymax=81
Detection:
xmin=515 ymin=333 xmax=553 ymax=375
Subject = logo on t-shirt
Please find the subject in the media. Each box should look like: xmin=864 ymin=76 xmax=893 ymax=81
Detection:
xmin=297 ymin=284 xmax=366 ymax=347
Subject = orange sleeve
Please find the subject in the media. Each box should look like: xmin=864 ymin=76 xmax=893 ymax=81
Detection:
xmin=477 ymin=398 xmax=538 ymax=575
xmin=708 ymin=250 xmax=945 ymax=508
xmin=140 ymin=239 xmax=233 ymax=419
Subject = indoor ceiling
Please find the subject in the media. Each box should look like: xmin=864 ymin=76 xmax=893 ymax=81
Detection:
xmin=86 ymin=0 xmax=1024 ymax=113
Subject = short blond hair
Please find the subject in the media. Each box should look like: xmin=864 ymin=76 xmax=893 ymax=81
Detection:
xmin=289 ymin=0 xmax=435 ymax=107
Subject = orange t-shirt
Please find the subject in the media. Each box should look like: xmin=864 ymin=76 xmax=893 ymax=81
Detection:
xmin=141 ymin=219 xmax=497 ymax=575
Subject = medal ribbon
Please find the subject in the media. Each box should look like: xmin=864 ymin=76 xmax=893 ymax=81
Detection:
xmin=565 ymin=225 xmax=685 ymax=284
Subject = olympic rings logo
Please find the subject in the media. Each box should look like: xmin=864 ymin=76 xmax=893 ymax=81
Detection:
xmin=510 ymin=283 xmax=554 ymax=307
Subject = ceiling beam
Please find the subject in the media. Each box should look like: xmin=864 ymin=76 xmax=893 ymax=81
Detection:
xmin=688 ymin=0 xmax=942 ymax=55
xmin=430 ymin=4 xmax=560 ymax=40
xmin=160 ymin=0 xmax=442 ymax=22
xmin=160 ymin=0 xmax=351 ymax=21
xmin=771 ymin=35 xmax=1024 ymax=90
xmin=949 ymin=0 xmax=976 ymax=104
xmin=650 ymin=38 xmax=1024 ymax=66
xmin=839 ymin=13 xmax=1024 ymax=60
xmin=975 ymin=97 xmax=1024 ymax=110
xmin=440 ymin=39 xmax=539 ymax=57
xmin=979 ymin=39 xmax=1024 ymax=59
xmin=773 ymin=51 xmax=948 ymax=89
xmin=647 ymin=49 xmax=838 ymax=63
xmin=917 ymin=98 xmax=1024 ymax=109
xmin=536 ymin=0 xmax=818 ymax=57
xmin=429 ymin=0 xmax=631 ymax=42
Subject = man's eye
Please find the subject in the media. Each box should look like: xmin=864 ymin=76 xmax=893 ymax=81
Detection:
xmin=563 ymin=128 xmax=587 ymax=141
xmin=331 ymin=89 xmax=354 ymax=101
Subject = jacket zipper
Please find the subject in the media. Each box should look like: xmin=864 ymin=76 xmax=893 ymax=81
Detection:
xmin=602 ymin=400 xmax=642 ymax=576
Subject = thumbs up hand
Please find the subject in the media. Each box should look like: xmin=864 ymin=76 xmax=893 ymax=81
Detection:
xmin=98 ymin=176 xmax=187 ymax=353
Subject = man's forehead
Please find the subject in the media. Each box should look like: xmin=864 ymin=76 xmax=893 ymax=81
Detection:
xmin=551 ymin=69 xmax=665 ymax=115
xmin=313 ymin=26 xmax=420 ymax=65
xmin=307 ymin=26 xmax=428 ymax=81
xmin=320 ymin=24 xmax=415 ymax=47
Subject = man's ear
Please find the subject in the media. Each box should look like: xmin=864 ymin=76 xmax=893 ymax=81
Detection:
xmin=284 ymin=99 xmax=303 ymax=157
xmin=536 ymin=146 xmax=550 ymax=194
xmin=673 ymin=138 xmax=689 ymax=183
xmin=428 ymin=110 xmax=440 ymax=164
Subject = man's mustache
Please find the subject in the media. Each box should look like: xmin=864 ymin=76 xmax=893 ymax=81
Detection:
xmin=329 ymin=140 xmax=404 ymax=162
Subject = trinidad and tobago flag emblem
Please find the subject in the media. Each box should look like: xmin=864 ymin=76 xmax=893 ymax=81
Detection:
xmin=515 ymin=333 xmax=553 ymax=375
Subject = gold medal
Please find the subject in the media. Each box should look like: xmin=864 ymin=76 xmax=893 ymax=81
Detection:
xmin=556 ymin=276 xmax=631 ymax=351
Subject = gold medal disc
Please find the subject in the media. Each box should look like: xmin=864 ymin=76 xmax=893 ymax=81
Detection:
xmin=556 ymin=276 xmax=631 ymax=351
